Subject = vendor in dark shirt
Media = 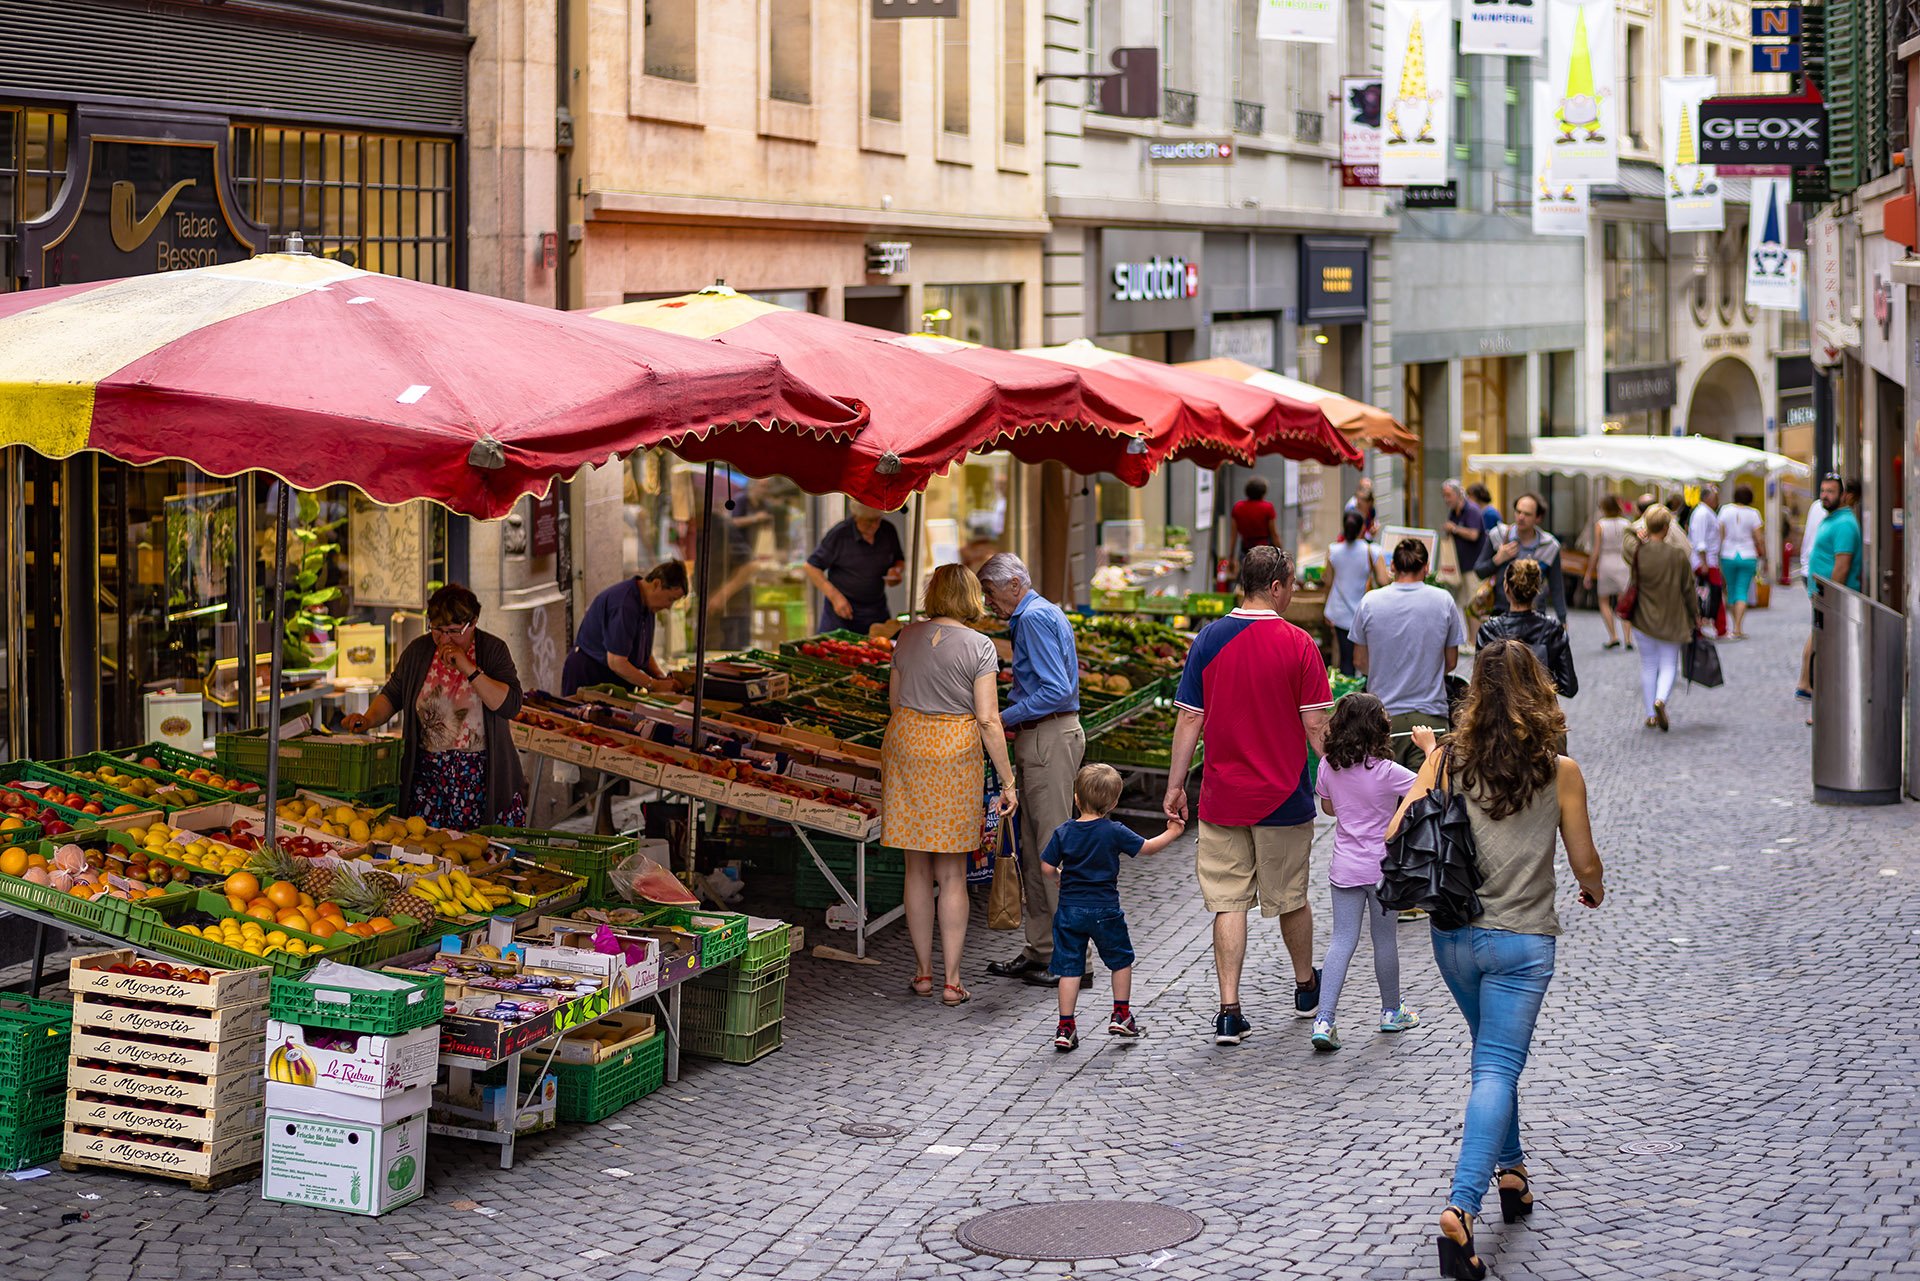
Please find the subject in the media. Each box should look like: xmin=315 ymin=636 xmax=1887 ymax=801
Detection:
xmin=805 ymin=504 xmax=906 ymax=634
xmin=562 ymin=561 xmax=690 ymax=695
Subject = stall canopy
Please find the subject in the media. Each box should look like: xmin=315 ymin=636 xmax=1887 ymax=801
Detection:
xmin=1466 ymin=434 xmax=1812 ymax=488
xmin=1179 ymin=357 xmax=1419 ymax=459
xmin=595 ymin=289 xmax=1161 ymax=507
xmin=0 ymin=254 xmax=868 ymax=518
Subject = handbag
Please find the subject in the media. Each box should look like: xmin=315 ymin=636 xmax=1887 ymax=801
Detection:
xmin=1377 ymin=745 xmax=1484 ymax=930
xmin=986 ymin=817 xmax=1023 ymax=931
xmin=1682 ymin=631 xmax=1725 ymax=688
xmin=1616 ymin=552 xmax=1641 ymax=623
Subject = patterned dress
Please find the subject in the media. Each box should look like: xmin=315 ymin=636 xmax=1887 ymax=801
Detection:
xmin=410 ymin=651 xmax=526 ymax=829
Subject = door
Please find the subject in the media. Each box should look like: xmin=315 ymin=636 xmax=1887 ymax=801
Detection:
xmin=1878 ymin=373 xmax=1905 ymax=609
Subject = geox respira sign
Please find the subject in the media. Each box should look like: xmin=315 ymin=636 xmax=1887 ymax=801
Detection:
xmin=1697 ymin=87 xmax=1827 ymax=166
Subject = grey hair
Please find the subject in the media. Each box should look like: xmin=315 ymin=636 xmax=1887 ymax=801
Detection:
xmin=977 ymin=553 xmax=1031 ymax=592
xmin=1442 ymin=478 xmax=1464 ymax=494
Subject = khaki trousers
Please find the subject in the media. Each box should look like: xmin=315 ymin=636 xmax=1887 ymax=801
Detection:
xmin=1013 ymin=714 xmax=1085 ymax=961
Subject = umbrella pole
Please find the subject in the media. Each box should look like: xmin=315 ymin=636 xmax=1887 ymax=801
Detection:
xmin=262 ymin=482 xmax=291 ymax=851
xmin=906 ymin=492 xmax=923 ymax=620
xmin=684 ymin=462 xmax=718 ymax=881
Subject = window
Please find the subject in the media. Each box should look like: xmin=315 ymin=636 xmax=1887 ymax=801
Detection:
xmin=944 ymin=0 xmax=970 ymax=134
xmin=1234 ymin=0 xmax=1262 ymax=110
xmin=644 ymin=0 xmax=698 ymax=82
xmin=1004 ymin=0 xmax=1027 ymax=145
xmin=769 ymin=0 xmax=812 ymax=104
xmin=0 ymin=107 xmax=70 ymax=293
xmin=1164 ymin=0 xmax=1196 ymax=104
xmin=1706 ymin=42 xmax=1721 ymax=87
xmin=1451 ymin=32 xmax=1473 ymax=204
xmin=1505 ymin=61 xmax=1529 ymax=182
xmin=1602 ymin=220 xmax=1669 ymax=370
xmin=1683 ymin=36 xmax=1697 ymax=76
xmin=1625 ymin=24 xmax=1645 ymax=149
xmin=1461 ymin=357 xmax=1511 ymax=510
xmin=925 ymin=283 xmax=1020 ymax=348
xmin=868 ymin=16 xmax=901 ymax=120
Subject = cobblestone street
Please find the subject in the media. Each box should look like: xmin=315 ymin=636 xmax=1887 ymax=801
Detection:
xmin=4 ymin=594 xmax=1918 ymax=1281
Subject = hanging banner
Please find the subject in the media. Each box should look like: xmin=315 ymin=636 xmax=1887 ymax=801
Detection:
xmin=1461 ymin=0 xmax=1544 ymax=56
xmin=1545 ymin=0 xmax=1619 ymax=183
xmin=1661 ymin=76 xmax=1724 ymax=232
xmin=1531 ymin=81 xmax=1589 ymax=237
xmin=1807 ymin=210 xmax=1848 ymax=366
xmin=1258 ymin=0 xmax=1339 ymax=44
xmin=1746 ymin=177 xmax=1804 ymax=311
xmin=1340 ymin=76 xmax=1383 ymax=186
xmin=1380 ymin=0 xmax=1452 ymax=186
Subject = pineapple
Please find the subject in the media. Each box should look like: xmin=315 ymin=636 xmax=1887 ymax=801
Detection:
xmin=332 ymin=861 xmax=435 ymax=926
xmin=247 ymin=843 xmax=326 ymax=899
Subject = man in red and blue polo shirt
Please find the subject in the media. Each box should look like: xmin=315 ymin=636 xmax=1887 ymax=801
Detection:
xmin=1165 ymin=546 xmax=1332 ymax=1045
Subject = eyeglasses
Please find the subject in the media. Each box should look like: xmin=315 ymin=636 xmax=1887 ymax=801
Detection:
xmin=430 ymin=621 xmax=474 ymax=636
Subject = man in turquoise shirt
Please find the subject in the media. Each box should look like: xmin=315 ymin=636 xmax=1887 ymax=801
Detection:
xmin=1798 ymin=479 xmax=1862 ymax=702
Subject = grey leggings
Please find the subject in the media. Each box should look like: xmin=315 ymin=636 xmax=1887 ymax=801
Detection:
xmin=1318 ymin=884 xmax=1401 ymax=1023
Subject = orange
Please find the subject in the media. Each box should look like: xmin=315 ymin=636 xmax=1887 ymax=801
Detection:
xmin=297 ymin=892 xmax=315 ymax=908
xmin=266 ymin=881 xmax=300 ymax=910
xmin=224 ymin=871 xmax=260 ymax=902
xmin=367 ymin=916 xmax=395 ymax=932
xmin=246 ymin=896 xmax=274 ymax=916
xmin=227 ymin=894 xmax=250 ymax=913
xmin=275 ymin=907 xmax=307 ymax=927
xmin=318 ymin=901 xmax=346 ymax=918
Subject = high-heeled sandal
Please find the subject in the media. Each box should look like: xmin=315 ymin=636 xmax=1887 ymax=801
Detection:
xmin=1437 ymin=1207 xmax=1486 ymax=1281
xmin=908 ymin=974 xmax=934 ymax=997
xmin=941 ymin=983 xmax=971 ymax=1006
xmin=1495 ymin=1166 xmax=1534 ymax=1224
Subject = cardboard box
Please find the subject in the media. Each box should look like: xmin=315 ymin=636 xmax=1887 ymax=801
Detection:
xmin=74 ymin=994 xmax=267 ymax=1043
xmin=262 ymin=1084 xmax=428 ymax=1216
xmin=659 ymin=762 xmax=731 ymax=802
xmin=720 ymin=783 xmax=797 ymax=824
xmin=65 ymin=1060 xmax=262 ymax=1112
xmin=537 ymin=1011 xmax=656 ymax=1066
xmin=618 ymin=924 xmax=700 ymax=986
xmin=265 ymin=1020 xmax=439 ymax=1099
xmin=435 ymin=1001 xmax=557 ymax=1063
xmin=791 ymin=796 xmax=883 ymax=840
xmin=68 ymin=950 xmax=269 ymax=1010
xmin=786 ymin=753 xmax=884 ymax=799
xmin=514 ymin=931 xmax=660 ymax=1005
xmin=71 ymin=1030 xmax=264 ymax=1078
xmin=430 ymin=1070 xmax=556 ymax=1134
xmin=593 ymin=741 xmax=665 ymax=785
xmin=65 ymin=1093 xmax=263 ymax=1144
xmin=62 ymin=1125 xmax=262 ymax=1180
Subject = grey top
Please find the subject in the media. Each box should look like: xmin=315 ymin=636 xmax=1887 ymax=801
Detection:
xmin=1348 ymin=582 xmax=1467 ymax=717
xmin=1463 ymin=773 xmax=1563 ymax=937
xmin=891 ymin=621 xmax=999 ymax=717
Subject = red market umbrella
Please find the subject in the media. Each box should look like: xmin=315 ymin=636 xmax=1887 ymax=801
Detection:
xmin=0 ymin=254 xmax=867 ymax=518
xmin=1180 ymin=357 xmax=1417 ymax=459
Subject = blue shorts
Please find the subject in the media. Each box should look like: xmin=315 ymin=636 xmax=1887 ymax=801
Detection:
xmin=1049 ymin=903 xmax=1136 ymax=977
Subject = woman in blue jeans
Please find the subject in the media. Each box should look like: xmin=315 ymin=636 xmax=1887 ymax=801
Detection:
xmin=1389 ymin=640 xmax=1606 ymax=1280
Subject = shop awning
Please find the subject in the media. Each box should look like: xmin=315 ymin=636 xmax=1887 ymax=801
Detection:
xmin=1178 ymin=358 xmax=1419 ymax=458
xmin=1466 ymin=434 xmax=1812 ymax=487
xmin=0 ymin=254 xmax=867 ymax=518
xmin=594 ymin=289 xmax=1161 ymax=506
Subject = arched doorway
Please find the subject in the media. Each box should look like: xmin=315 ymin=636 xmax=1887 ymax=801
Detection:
xmin=1685 ymin=356 xmax=1765 ymax=446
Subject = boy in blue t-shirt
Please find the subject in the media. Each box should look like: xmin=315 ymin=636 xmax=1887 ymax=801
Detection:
xmin=1041 ymin=763 xmax=1186 ymax=1051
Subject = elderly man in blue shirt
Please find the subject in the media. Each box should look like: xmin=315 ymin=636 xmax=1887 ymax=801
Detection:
xmin=978 ymin=553 xmax=1086 ymax=987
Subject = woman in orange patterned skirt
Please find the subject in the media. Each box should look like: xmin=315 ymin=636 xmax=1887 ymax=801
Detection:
xmin=882 ymin=564 xmax=1020 ymax=1006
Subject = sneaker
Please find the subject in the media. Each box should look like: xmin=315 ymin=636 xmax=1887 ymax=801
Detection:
xmin=1310 ymin=1019 xmax=1341 ymax=1051
xmin=1108 ymin=1011 xmax=1144 ymax=1038
xmin=1379 ymin=1005 xmax=1422 ymax=1033
xmin=1213 ymin=1009 xmax=1251 ymax=1045
xmin=1053 ymin=1020 xmax=1079 ymax=1052
xmin=1398 ymin=907 xmax=1428 ymax=923
xmin=1293 ymin=968 xmax=1322 ymax=1018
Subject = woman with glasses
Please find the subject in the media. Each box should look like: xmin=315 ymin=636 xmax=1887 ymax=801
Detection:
xmin=343 ymin=584 xmax=527 ymax=828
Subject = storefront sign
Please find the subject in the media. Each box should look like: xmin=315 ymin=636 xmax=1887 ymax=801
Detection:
xmin=865 ymin=241 xmax=911 ymax=275
xmin=1698 ymin=96 xmax=1827 ymax=166
xmin=1662 ymin=77 xmax=1724 ymax=233
xmin=1752 ymin=43 xmax=1801 ymax=74
xmin=1752 ymin=6 xmax=1800 ymax=36
xmin=1402 ymin=182 xmax=1457 ymax=209
xmin=1745 ymin=177 xmax=1804 ymax=311
xmin=1257 ymin=0 xmax=1338 ymax=44
xmin=1380 ymin=0 xmax=1453 ymax=185
xmin=1808 ymin=210 xmax=1849 ymax=365
xmin=19 ymin=111 xmax=264 ymax=287
xmin=1863 ymin=236 xmax=1908 ymax=383
xmin=1299 ymin=237 xmax=1370 ymax=323
xmin=1145 ymin=138 xmax=1235 ymax=165
xmin=1460 ymin=0 xmax=1543 ymax=56
xmin=871 ymin=0 xmax=958 ymax=15
xmin=1531 ymin=81 xmax=1591 ymax=238
xmin=531 ymin=489 xmax=561 ymax=558
xmin=1545 ymin=0 xmax=1619 ymax=183
xmin=1097 ymin=230 xmax=1204 ymax=333
xmin=1210 ymin=318 xmax=1277 ymax=370
xmin=1605 ymin=363 xmax=1679 ymax=414
xmin=1339 ymin=77 xmax=1383 ymax=188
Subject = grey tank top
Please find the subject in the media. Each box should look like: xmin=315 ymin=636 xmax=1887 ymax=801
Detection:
xmin=1463 ymin=774 xmax=1563 ymax=936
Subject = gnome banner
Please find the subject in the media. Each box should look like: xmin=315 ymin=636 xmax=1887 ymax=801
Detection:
xmin=1661 ymin=76 xmax=1723 ymax=232
xmin=1461 ymin=0 xmax=1544 ymax=56
xmin=1532 ymin=81 xmax=1589 ymax=237
xmin=1258 ymin=0 xmax=1340 ymax=44
xmin=1380 ymin=0 xmax=1452 ymax=185
xmin=1746 ymin=177 xmax=1804 ymax=311
xmin=1545 ymin=0 xmax=1618 ymax=183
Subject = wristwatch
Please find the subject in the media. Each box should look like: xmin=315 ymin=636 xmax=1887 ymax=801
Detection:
xmin=465 ymin=667 xmax=482 ymax=684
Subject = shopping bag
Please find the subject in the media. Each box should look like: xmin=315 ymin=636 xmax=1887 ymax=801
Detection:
xmin=1682 ymin=632 xmax=1724 ymax=688
xmin=987 ymin=820 xmax=1023 ymax=931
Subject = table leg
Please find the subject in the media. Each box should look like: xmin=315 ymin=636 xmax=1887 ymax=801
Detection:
xmin=28 ymin=921 xmax=47 ymax=997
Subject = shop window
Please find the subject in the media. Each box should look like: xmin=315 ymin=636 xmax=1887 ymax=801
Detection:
xmin=943 ymin=0 xmax=971 ymax=135
xmin=769 ymin=0 xmax=813 ymax=105
xmin=644 ymin=0 xmax=699 ymax=82
xmin=1003 ymin=0 xmax=1028 ymax=146
xmin=868 ymin=15 xmax=902 ymax=121
xmin=924 ymin=283 xmax=1020 ymax=349
xmin=1460 ymin=357 xmax=1510 ymax=510
xmin=0 ymin=107 xmax=71 ymax=292
xmin=1602 ymin=220 xmax=1668 ymax=368
xmin=919 ymin=456 xmax=1018 ymax=582
xmin=230 ymin=126 xmax=457 ymax=286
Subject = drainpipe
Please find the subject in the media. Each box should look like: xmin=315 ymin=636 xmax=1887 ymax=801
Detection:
xmin=555 ymin=0 xmax=577 ymax=645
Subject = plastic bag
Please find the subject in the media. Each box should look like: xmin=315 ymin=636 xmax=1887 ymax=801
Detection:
xmin=610 ymin=850 xmax=698 ymax=906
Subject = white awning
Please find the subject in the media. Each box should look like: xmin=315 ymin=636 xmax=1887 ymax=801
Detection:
xmin=1467 ymin=435 xmax=1811 ymax=487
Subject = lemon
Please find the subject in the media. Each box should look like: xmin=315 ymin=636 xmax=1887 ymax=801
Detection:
xmin=241 ymin=941 xmax=264 ymax=956
xmin=347 ymin=819 xmax=371 ymax=843
xmin=266 ymin=930 xmax=289 ymax=945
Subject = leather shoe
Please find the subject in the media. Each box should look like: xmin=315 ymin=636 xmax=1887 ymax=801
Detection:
xmin=987 ymin=955 xmax=1045 ymax=978
xmin=1024 ymin=968 xmax=1095 ymax=989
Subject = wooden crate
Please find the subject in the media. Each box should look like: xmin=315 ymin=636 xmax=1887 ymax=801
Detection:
xmin=68 ymin=950 xmax=270 ymax=1011
xmin=65 ymin=1094 xmax=263 ymax=1145
xmin=66 ymin=1060 xmax=263 ymax=1113
xmin=72 ymin=995 xmax=268 ymax=1044
xmin=61 ymin=1125 xmax=261 ymax=1187
xmin=71 ymin=1029 xmax=264 ymax=1078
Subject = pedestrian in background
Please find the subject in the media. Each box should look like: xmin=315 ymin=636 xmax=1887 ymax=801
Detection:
xmin=1582 ymin=494 xmax=1635 ymax=650
xmin=1309 ymin=694 xmax=1434 ymax=1052
xmin=882 ymin=564 xmax=1019 ymax=1007
xmin=1624 ymin=505 xmax=1699 ymax=733
xmin=1468 ymin=483 xmax=1502 ymax=533
xmin=1797 ymin=478 xmax=1863 ymax=709
xmin=1164 ymin=546 xmax=1332 ymax=1044
xmin=1439 ymin=479 xmax=1485 ymax=622
xmin=1474 ymin=493 xmax=1568 ymax=624
xmin=979 ymin=553 xmax=1086 ymax=989
xmin=1717 ymin=485 xmax=1765 ymax=640
xmin=1688 ymin=484 xmax=1727 ymax=638
xmin=1799 ymin=473 xmax=1836 ymax=586
xmin=1344 ymin=477 xmax=1380 ymax=540
xmin=1476 ymin=559 xmax=1578 ymax=700
xmin=1388 ymin=639 xmax=1605 ymax=1281
xmin=1231 ymin=475 xmax=1280 ymax=557
xmin=1324 ymin=510 xmax=1386 ymax=677
xmin=1041 ymin=764 xmax=1185 ymax=1051
xmin=1350 ymin=538 xmax=1466 ymax=769
xmin=805 ymin=503 xmax=906 ymax=635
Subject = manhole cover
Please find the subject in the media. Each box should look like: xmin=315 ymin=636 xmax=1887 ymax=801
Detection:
xmin=956 ymin=1201 xmax=1204 ymax=1261
xmin=840 ymin=1122 xmax=904 ymax=1140
xmin=1621 ymin=1140 xmax=1684 ymax=1155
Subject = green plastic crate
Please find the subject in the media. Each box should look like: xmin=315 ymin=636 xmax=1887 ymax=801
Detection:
xmin=269 ymin=970 xmax=444 ymax=1037
xmin=0 ymin=821 xmax=42 ymax=848
xmin=112 ymin=742 xmax=286 ymax=800
xmin=0 ymin=1121 xmax=61 ymax=1173
xmin=42 ymin=752 xmax=228 ymax=811
xmin=686 ymin=958 xmax=788 ymax=1037
xmin=215 ymin=728 xmax=401 ymax=794
xmin=683 ymin=1018 xmax=783 ymax=1065
xmin=137 ymin=890 xmax=355 ymax=976
xmin=473 ymin=826 xmax=629 ymax=904
xmin=0 ymin=760 xmax=150 ymax=815
xmin=1090 ymin=587 xmax=1144 ymax=612
xmin=534 ymin=1032 xmax=666 ymax=1123
xmin=1136 ymin=595 xmax=1189 ymax=616
xmin=1185 ymin=592 xmax=1236 ymax=617
xmin=738 ymin=923 xmax=792 ymax=971
xmin=0 ymin=1083 xmax=63 ymax=1129
xmin=640 ymin=906 xmax=748 ymax=970
xmin=0 ymin=995 xmax=71 ymax=1082
xmin=793 ymin=844 xmax=904 ymax=914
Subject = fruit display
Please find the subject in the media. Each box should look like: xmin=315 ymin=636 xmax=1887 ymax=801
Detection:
xmin=5 ymin=782 xmax=138 ymax=819
xmin=120 ymin=753 xmax=261 ymax=797
xmin=124 ymin=822 xmax=255 ymax=877
xmin=0 ymin=841 xmax=178 ymax=905
xmin=98 ymin=958 xmax=213 ymax=984
xmin=227 ymin=850 xmax=412 ymax=943
xmin=404 ymin=868 xmax=516 ymax=919
xmin=55 ymin=761 xmax=219 ymax=808
xmin=0 ymin=787 xmax=81 ymax=836
xmin=792 ymin=635 xmax=893 ymax=669
xmin=275 ymin=796 xmax=387 ymax=844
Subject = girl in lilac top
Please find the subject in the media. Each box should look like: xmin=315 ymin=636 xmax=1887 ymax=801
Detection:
xmin=1309 ymin=693 xmax=1436 ymax=1050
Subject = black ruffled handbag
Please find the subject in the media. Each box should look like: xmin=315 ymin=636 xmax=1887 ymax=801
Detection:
xmin=1377 ymin=745 xmax=1484 ymax=930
